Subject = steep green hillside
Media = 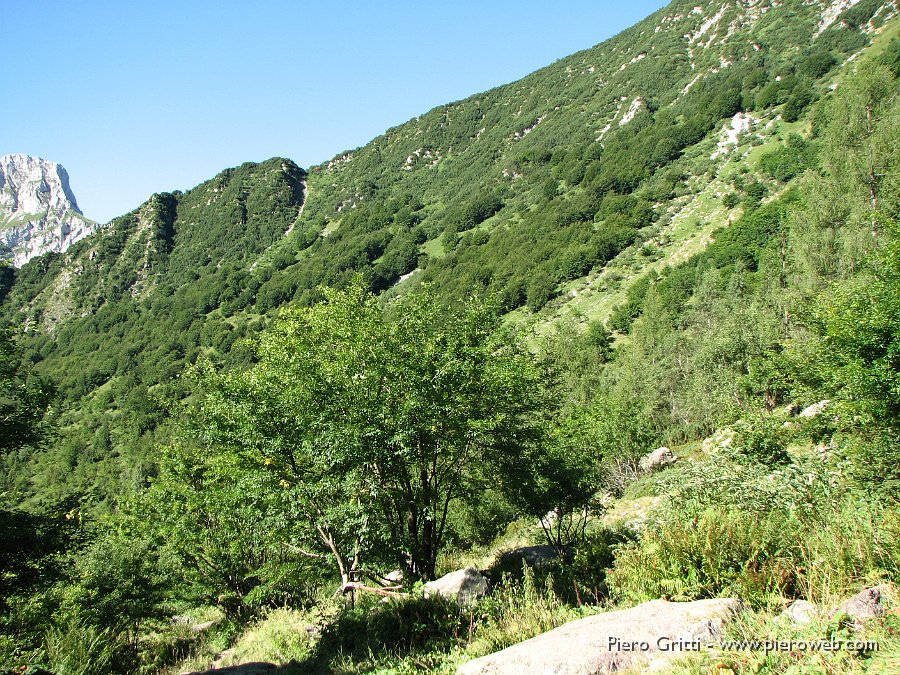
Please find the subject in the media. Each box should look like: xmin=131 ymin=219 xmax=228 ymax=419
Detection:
xmin=1 ymin=159 xmax=306 ymax=505
xmin=267 ymin=0 xmax=897 ymax=307
xmin=1 ymin=0 xmax=897 ymax=508
xmin=2 ymin=2 xmax=900 ymax=673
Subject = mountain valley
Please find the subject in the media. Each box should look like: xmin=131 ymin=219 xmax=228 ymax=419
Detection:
xmin=2 ymin=1 xmax=899 ymax=673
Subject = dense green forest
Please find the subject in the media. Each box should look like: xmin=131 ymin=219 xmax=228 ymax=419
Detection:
xmin=2 ymin=0 xmax=900 ymax=672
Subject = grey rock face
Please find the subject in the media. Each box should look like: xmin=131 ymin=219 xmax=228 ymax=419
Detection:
xmin=423 ymin=567 xmax=489 ymax=604
xmin=0 ymin=154 xmax=96 ymax=266
xmin=456 ymin=597 xmax=742 ymax=675
xmin=798 ymin=399 xmax=831 ymax=419
xmin=640 ymin=446 xmax=677 ymax=472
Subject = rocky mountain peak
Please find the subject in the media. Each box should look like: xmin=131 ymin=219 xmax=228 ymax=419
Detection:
xmin=0 ymin=153 xmax=96 ymax=266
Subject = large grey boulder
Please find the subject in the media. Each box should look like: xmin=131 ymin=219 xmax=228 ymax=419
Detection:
xmin=457 ymin=597 xmax=741 ymax=675
xmin=798 ymin=400 xmax=831 ymax=418
xmin=777 ymin=600 xmax=818 ymax=626
xmin=497 ymin=545 xmax=560 ymax=569
xmin=639 ymin=446 xmax=677 ymax=473
xmin=831 ymin=585 xmax=891 ymax=628
xmin=424 ymin=567 xmax=489 ymax=604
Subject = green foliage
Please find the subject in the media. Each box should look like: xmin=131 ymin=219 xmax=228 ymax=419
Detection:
xmin=568 ymin=527 xmax=636 ymax=602
xmin=502 ymin=412 xmax=603 ymax=553
xmin=808 ymin=218 xmax=900 ymax=430
xmin=132 ymin=444 xmax=313 ymax=617
xmin=1 ymin=7 xmax=899 ymax=674
xmin=0 ymin=504 xmax=80 ymax=612
xmin=879 ymin=38 xmax=900 ymax=77
xmin=0 ymin=328 xmax=52 ymax=457
xmin=608 ymin=446 xmax=900 ymax=607
xmin=65 ymin=531 xmax=170 ymax=633
xmin=43 ymin=615 xmax=129 ymax=675
xmin=312 ymin=595 xmax=467 ymax=664
xmin=608 ymin=506 xmax=799 ymax=604
xmin=468 ymin=566 xmax=574 ymax=658
xmin=758 ymin=134 xmax=818 ymax=182
xmin=3 ymin=0 xmax=877 ymax=508
xmin=609 ymin=271 xmax=656 ymax=333
xmin=189 ymin=283 xmax=549 ymax=582
xmin=733 ymin=413 xmax=791 ymax=465
xmin=797 ymin=47 xmax=838 ymax=80
xmin=722 ymin=191 xmax=742 ymax=209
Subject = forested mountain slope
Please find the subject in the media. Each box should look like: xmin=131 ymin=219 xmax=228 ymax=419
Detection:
xmin=1 ymin=159 xmax=306 ymax=504
xmin=1 ymin=0 xmax=898 ymax=506
xmin=2 ymin=1 xmax=900 ymax=673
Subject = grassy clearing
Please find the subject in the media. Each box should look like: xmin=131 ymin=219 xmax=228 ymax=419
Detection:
xmin=533 ymin=157 xmax=743 ymax=336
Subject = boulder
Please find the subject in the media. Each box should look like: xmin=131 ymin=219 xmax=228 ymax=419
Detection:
xmin=831 ymin=585 xmax=891 ymax=628
xmin=639 ymin=446 xmax=677 ymax=472
xmin=497 ymin=545 xmax=560 ymax=568
xmin=782 ymin=402 xmax=801 ymax=416
xmin=456 ymin=597 xmax=742 ymax=675
xmin=777 ymin=600 xmax=818 ymax=626
xmin=701 ymin=428 xmax=735 ymax=453
xmin=384 ymin=569 xmax=404 ymax=584
xmin=424 ymin=567 xmax=489 ymax=604
xmin=186 ymin=664 xmax=276 ymax=675
xmin=798 ymin=400 xmax=830 ymax=418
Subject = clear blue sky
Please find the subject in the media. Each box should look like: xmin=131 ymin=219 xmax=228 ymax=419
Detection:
xmin=1 ymin=1 xmax=669 ymax=223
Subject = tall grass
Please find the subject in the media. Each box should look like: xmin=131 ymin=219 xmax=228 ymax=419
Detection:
xmin=609 ymin=507 xmax=803 ymax=605
xmin=44 ymin=616 xmax=129 ymax=675
xmin=607 ymin=453 xmax=900 ymax=608
xmin=467 ymin=565 xmax=581 ymax=658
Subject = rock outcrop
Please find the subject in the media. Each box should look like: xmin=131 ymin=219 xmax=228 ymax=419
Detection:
xmin=798 ymin=399 xmax=831 ymax=418
xmin=778 ymin=600 xmax=818 ymax=626
xmin=0 ymin=154 xmax=96 ymax=266
xmin=457 ymin=597 xmax=742 ymax=675
xmin=423 ymin=567 xmax=489 ymax=604
xmin=497 ymin=545 xmax=560 ymax=569
xmin=640 ymin=446 xmax=677 ymax=472
xmin=831 ymin=585 xmax=891 ymax=628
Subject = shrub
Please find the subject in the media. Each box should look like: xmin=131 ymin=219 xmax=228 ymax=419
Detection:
xmin=607 ymin=507 xmax=799 ymax=605
xmin=733 ymin=413 xmax=791 ymax=465
xmin=313 ymin=595 xmax=467 ymax=662
xmin=44 ymin=615 xmax=130 ymax=675
xmin=607 ymin=448 xmax=900 ymax=609
xmin=722 ymin=192 xmax=742 ymax=209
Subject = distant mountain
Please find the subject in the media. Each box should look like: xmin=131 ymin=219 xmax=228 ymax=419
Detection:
xmin=0 ymin=154 xmax=96 ymax=266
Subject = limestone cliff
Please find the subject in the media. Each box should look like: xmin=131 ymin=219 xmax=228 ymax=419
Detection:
xmin=0 ymin=154 xmax=96 ymax=266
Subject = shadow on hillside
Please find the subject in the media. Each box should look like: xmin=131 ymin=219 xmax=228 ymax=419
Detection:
xmin=187 ymin=665 xmax=297 ymax=675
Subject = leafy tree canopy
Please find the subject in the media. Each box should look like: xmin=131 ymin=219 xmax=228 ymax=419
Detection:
xmin=186 ymin=283 xmax=550 ymax=583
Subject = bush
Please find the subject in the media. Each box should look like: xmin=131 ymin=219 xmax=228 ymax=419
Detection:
xmin=469 ymin=566 xmax=576 ymax=657
xmin=733 ymin=413 xmax=791 ymax=465
xmin=722 ymin=192 xmax=741 ymax=209
xmin=44 ymin=615 xmax=131 ymax=675
xmin=608 ymin=507 xmax=799 ymax=605
xmin=569 ymin=527 xmax=636 ymax=602
xmin=607 ymin=447 xmax=900 ymax=609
